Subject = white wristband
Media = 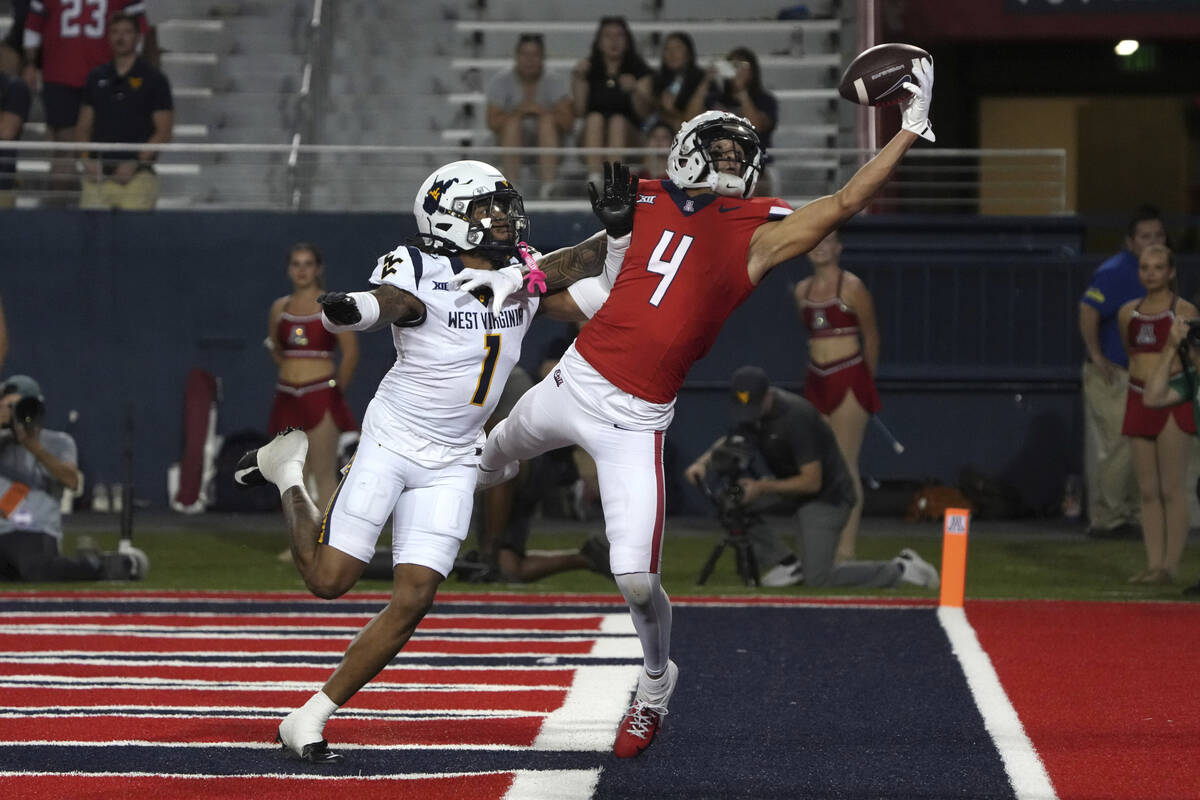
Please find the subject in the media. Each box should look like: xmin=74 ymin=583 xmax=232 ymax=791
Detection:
xmin=322 ymin=291 xmax=380 ymax=332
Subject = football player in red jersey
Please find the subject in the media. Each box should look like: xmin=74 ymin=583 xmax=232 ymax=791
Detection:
xmin=472 ymin=59 xmax=936 ymax=758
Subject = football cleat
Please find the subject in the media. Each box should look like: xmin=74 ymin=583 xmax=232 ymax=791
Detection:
xmin=760 ymin=560 xmax=803 ymax=587
xmin=235 ymin=427 xmax=307 ymax=488
xmin=895 ymin=547 xmax=940 ymax=589
xmin=276 ymin=728 xmax=343 ymax=765
xmin=614 ymin=699 xmax=669 ymax=758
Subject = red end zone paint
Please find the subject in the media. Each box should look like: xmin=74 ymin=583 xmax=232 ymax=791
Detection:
xmin=0 ymin=773 xmax=516 ymax=800
xmin=0 ymin=633 xmax=597 ymax=655
xmin=968 ymin=600 xmax=1200 ymax=800
xmin=2 ymin=613 xmax=607 ymax=630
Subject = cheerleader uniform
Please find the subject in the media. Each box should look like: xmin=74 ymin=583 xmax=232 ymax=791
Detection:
xmin=1122 ymin=296 xmax=1195 ymax=437
xmin=800 ymin=273 xmax=881 ymax=415
xmin=268 ymin=310 xmax=358 ymax=434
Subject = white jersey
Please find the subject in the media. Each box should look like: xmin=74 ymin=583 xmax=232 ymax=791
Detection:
xmin=362 ymin=244 xmax=540 ymax=468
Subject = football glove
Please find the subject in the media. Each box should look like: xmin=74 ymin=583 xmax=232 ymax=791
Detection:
xmin=447 ymin=266 xmax=524 ymax=315
xmin=317 ymin=292 xmax=361 ymax=326
xmin=588 ymin=161 xmax=639 ymax=238
xmin=900 ymin=57 xmax=935 ymax=143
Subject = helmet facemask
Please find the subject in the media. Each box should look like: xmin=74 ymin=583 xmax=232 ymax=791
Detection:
xmin=667 ymin=112 xmax=764 ymax=198
xmin=456 ymin=189 xmax=528 ymax=262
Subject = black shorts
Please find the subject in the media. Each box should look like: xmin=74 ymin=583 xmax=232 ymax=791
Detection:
xmin=41 ymin=82 xmax=85 ymax=130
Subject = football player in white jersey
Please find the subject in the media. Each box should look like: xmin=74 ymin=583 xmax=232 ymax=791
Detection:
xmin=234 ymin=159 xmax=620 ymax=763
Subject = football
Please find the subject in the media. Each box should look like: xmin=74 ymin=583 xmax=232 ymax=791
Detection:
xmin=837 ymin=43 xmax=931 ymax=106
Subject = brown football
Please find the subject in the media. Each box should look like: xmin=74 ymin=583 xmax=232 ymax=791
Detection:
xmin=837 ymin=43 xmax=931 ymax=106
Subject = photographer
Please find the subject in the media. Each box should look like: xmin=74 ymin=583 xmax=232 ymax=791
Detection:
xmin=1140 ymin=312 xmax=1200 ymax=595
xmin=685 ymin=366 xmax=939 ymax=589
xmin=0 ymin=375 xmax=146 ymax=581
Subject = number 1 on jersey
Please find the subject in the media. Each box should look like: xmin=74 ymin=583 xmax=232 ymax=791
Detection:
xmin=471 ymin=334 xmax=502 ymax=406
xmin=647 ymin=230 xmax=694 ymax=307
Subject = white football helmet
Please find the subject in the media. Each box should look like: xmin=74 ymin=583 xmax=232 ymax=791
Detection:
xmin=666 ymin=110 xmax=764 ymax=198
xmin=413 ymin=160 xmax=528 ymax=256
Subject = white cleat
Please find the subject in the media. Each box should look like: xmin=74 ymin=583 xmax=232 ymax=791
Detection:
xmin=760 ymin=560 xmax=803 ymax=587
xmin=235 ymin=428 xmax=309 ymax=488
xmin=895 ymin=547 xmax=940 ymax=589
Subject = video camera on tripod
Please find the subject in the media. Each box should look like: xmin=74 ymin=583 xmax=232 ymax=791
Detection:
xmin=696 ymin=433 xmax=772 ymax=586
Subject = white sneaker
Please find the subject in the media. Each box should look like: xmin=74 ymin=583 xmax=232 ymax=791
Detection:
xmin=476 ymin=460 xmax=518 ymax=490
xmin=760 ymin=560 xmax=803 ymax=587
xmin=117 ymin=540 xmax=150 ymax=580
xmin=277 ymin=708 xmax=342 ymax=764
xmin=235 ymin=428 xmax=308 ymax=488
xmin=895 ymin=548 xmax=940 ymax=589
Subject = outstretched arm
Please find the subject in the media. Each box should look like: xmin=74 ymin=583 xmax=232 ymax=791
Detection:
xmin=320 ymin=284 xmax=426 ymax=333
xmin=535 ymin=231 xmax=608 ymax=291
xmin=746 ymin=58 xmax=933 ymax=282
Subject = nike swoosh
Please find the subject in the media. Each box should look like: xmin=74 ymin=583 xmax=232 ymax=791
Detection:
xmin=718 ymin=205 xmax=741 ymax=213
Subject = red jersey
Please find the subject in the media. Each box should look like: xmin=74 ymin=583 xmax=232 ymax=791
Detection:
xmin=801 ymin=271 xmax=861 ymax=338
xmin=1126 ymin=296 xmax=1178 ymax=355
xmin=25 ymin=0 xmax=148 ymax=88
xmin=575 ymin=179 xmax=792 ymax=403
xmin=276 ymin=311 xmax=338 ymax=359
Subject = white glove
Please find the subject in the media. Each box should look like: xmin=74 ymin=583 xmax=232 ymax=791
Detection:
xmin=900 ymin=57 xmax=935 ymax=143
xmin=446 ymin=266 xmax=524 ymax=315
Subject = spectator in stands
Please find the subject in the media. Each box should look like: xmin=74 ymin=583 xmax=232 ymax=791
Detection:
xmin=791 ymin=230 xmax=880 ymax=561
xmin=23 ymin=1 xmax=148 ymax=203
xmin=698 ymin=46 xmax=778 ymax=195
xmin=0 ymin=0 xmax=30 ymax=76
xmin=637 ymin=119 xmax=673 ymax=181
xmin=1079 ymin=205 xmax=1166 ymax=539
xmin=75 ymin=11 xmax=172 ymax=211
xmin=649 ymin=31 xmax=706 ymax=132
xmin=572 ymin=16 xmax=653 ymax=187
xmin=685 ymin=366 xmax=939 ymax=589
xmin=0 ymin=374 xmax=148 ymax=582
xmin=485 ymin=33 xmax=575 ymax=199
xmin=0 ymin=68 xmax=31 ymax=208
xmin=1143 ymin=312 xmax=1200 ymax=595
xmin=265 ymin=243 xmax=359 ymax=514
xmin=1117 ymin=244 xmax=1195 ymax=585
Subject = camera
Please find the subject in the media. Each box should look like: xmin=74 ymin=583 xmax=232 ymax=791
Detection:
xmin=4 ymin=395 xmax=45 ymax=434
xmin=1186 ymin=319 xmax=1200 ymax=349
xmin=700 ymin=434 xmax=765 ymax=530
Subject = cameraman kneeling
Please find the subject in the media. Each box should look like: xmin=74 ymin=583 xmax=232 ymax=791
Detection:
xmin=1142 ymin=318 xmax=1200 ymax=596
xmin=0 ymin=375 xmax=145 ymax=581
xmin=686 ymin=366 xmax=939 ymax=589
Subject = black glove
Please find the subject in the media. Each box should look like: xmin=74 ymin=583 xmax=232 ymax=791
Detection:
xmin=317 ymin=291 xmax=361 ymax=325
xmin=588 ymin=161 xmax=639 ymax=238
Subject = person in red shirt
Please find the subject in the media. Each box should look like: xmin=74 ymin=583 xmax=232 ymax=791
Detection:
xmin=473 ymin=59 xmax=936 ymax=759
xmin=23 ymin=0 xmax=147 ymax=197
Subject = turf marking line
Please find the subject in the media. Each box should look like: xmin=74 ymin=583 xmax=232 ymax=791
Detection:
xmin=937 ymin=607 xmax=1058 ymax=800
xmin=532 ymin=665 xmax=641 ymax=751
xmin=504 ymin=768 xmax=600 ymax=799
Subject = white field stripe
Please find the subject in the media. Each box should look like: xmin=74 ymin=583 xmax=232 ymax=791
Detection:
xmin=0 ymin=740 xmax=542 ymax=751
xmin=0 ymin=677 xmax=571 ymax=691
xmin=598 ymin=616 xmax=636 ymax=635
xmin=0 ymin=649 xmax=635 ymax=660
xmin=0 ymin=769 xmax=568 ymax=781
xmin=505 ymin=769 xmax=600 ymax=800
xmin=533 ymin=665 xmax=640 ymax=751
xmin=0 ymin=625 xmax=633 ymax=636
xmin=937 ymin=607 xmax=1058 ymax=800
xmin=0 ymin=611 xmax=613 ymax=620
xmin=0 ymin=658 xmax=578 ymax=670
xmin=0 ymin=710 xmax=539 ymax=721
xmin=0 ymin=705 xmax=545 ymax=718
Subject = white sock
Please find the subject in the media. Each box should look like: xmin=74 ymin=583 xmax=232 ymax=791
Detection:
xmin=276 ymin=463 xmax=306 ymax=497
xmin=288 ymin=690 xmax=339 ymax=741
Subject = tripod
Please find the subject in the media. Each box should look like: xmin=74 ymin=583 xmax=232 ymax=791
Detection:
xmin=695 ymin=482 xmax=762 ymax=587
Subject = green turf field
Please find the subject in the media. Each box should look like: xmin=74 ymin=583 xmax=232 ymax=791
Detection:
xmin=11 ymin=514 xmax=1198 ymax=602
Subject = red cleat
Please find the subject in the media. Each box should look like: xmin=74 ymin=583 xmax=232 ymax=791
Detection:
xmin=613 ymin=699 xmax=668 ymax=758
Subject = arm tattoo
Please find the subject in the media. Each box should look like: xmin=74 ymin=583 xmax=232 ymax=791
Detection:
xmin=371 ymin=284 xmax=426 ymax=330
xmin=537 ymin=231 xmax=608 ymax=291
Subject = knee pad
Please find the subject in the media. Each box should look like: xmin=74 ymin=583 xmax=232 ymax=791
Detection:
xmin=615 ymin=571 xmax=657 ymax=610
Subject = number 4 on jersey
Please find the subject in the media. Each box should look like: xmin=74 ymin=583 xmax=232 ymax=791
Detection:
xmin=647 ymin=230 xmax=694 ymax=307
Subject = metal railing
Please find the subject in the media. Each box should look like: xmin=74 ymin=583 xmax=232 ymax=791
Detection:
xmin=0 ymin=142 xmax=1067 ymax=214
